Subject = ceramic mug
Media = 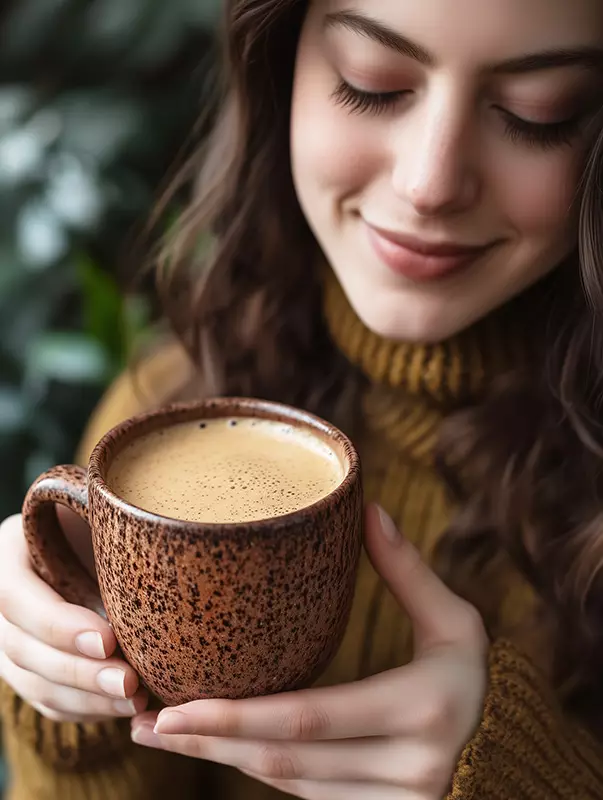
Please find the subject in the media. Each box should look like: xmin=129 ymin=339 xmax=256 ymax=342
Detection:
xmin=22 ymin=398 xmax=363 ymax=705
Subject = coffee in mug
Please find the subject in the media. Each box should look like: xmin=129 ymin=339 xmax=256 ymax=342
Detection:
xmin=107 ymin=417 xmax=344 ymax=523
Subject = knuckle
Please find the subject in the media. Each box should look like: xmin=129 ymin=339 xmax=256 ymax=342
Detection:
xmin=70 ymin=657 xmax=92 ymax=691
xmin=55 ymin=657 xmax=77 ymax=690
xmin=415 ymin=691 xmax=458 ymax=735
xmin=34 ymin=680 xmax=63 ymax=711
xmin=280 ymin=703 xmax=330 ymax=740
xmin=41 ymin=617 xmax=65 ymax=649
xmin=455 ymin=602 xmax=487 ymax=645
xmin=211 ymin=701 xmax=239 ymax=736
xmin=403 ymin=751 xmax=451 ymax=792
xmin=256 ymin=745 xmax=300 ymax=780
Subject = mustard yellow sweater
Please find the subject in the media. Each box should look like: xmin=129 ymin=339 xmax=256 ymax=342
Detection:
xmin=3 ymin=274 xmax=603 ymax=799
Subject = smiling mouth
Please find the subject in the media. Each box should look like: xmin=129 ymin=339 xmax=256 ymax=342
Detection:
xmin=364 ymin=221 xmax=496 ymax=283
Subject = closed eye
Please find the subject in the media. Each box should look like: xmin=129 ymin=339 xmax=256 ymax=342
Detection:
xmin=331 ymin=80 xmax=407 ymax=115
xmin=495 ymin=106 xmax=585 ymax=149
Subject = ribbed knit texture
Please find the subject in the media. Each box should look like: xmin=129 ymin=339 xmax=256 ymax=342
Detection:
xmin=2 ymin=270 xmax=602 ymax=799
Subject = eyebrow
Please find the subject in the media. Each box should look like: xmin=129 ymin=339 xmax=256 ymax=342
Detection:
xmin=324 ymin=10 xmax=603 ymax=74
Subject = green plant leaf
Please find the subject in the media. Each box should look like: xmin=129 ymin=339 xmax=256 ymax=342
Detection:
xmin=75 ymin=252 xmax=150 ymax=370
xmin=75 ymin=252 xmax=125 ymax=362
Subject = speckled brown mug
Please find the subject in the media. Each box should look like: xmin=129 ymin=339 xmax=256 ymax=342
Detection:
xmin=22 ymin=398 xmax=362 ymax=705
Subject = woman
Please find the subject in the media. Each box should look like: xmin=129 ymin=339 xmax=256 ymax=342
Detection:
xmin=2 ymin=0 xmax=603 ymax=797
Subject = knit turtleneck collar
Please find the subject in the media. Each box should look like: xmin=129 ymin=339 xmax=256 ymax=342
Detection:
xmin=322 ymin=268 xmax=548 ymax=466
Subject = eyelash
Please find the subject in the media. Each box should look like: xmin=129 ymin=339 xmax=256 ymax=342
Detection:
xmin=331 ymin=80 xmax=584 ymax=150
xmin=496 ymin=108 xmax=582 ymax=149
xmin=331 ymin=81 xmax=406 ymax=115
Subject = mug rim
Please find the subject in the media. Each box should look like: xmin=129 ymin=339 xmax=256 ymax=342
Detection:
xmin=88 ymin=397 xmax=361 ymax=532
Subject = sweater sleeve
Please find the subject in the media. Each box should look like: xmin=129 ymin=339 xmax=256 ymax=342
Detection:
xmin=0 ymin=680 xmax=202 ymax=800
xmin=447 ymin=638 xmax=603 ymax=800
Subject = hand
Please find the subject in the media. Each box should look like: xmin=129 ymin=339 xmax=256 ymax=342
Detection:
xmin=131 ymin=505 xmax=488 ymax=799
xmin=0 ymin=513 xmax=147 ymax=723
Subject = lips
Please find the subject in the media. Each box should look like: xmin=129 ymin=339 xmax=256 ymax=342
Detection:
xmin=365 ymin=222 xmax=494 ymax=282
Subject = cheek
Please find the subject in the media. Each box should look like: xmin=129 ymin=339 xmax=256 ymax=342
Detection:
xmin=495 ymin=153 xmax=581 ymax=241
xmin=291 ymin=81 xmax=379 ymax=210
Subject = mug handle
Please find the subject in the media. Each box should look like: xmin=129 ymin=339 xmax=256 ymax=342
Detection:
xmin=22 ymin=465 xmax=103 ymax=613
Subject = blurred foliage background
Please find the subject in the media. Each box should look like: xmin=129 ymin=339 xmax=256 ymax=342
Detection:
xmin=0 ymin=0 xmax=221 ymax=530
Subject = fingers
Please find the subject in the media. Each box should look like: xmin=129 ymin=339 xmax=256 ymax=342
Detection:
xmin=134 ymin=725 xmax=446 ymax=790
xmin=1 ymin=652 xmax=147 ymax=721
xmin=132 ymin=724 xmax=420 ymax=799
xmin=30 ymin=701 xmax=111 ymax=724
xmin=0 ymin=513 xmax=146 ymax=725
xmin=364 ymin=505 xmax=487 ymax=652
xmin=0 ymin=514 xmax=117 ymax=658
xmin=153 ymin=667 xmax=445 ymax=741
xmin=0 ymin=616 xmax=140 ymax=698
xmin=154 ymin=683 xmax=388 ymax=740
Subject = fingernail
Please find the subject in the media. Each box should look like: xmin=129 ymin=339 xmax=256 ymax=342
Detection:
xmin=75 ymin=632 xmax=107 ymax=659
xmin=132 ymin=723 xmax=161 ymax=747
xmin=114 ymin=699 xmax=137 ymax=716
xmin=97 ymin=668 xmax=127 ymax=698
xmin=376 ymin=505 xmax=402 ymax=546
xmin=154 ymin=710 xmax=187 ymax=734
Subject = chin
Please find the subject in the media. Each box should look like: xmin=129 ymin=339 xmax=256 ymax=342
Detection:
xmin=345 ymin=285 xmax=478 ymax=344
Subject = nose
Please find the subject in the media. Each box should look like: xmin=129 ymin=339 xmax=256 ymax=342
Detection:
xmin=392 ymin=93 xmax=480 ymax=217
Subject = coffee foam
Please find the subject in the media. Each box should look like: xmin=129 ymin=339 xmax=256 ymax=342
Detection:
xmin=107 ymin=417 xmax=345 ymax=523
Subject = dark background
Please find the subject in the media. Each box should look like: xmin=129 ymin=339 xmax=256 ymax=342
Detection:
xmin=0 ymin=0 xmax=221 ymax=788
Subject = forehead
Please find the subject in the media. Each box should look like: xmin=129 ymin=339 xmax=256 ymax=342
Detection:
xmin=318 ymin=0 xmax=603 ymax=64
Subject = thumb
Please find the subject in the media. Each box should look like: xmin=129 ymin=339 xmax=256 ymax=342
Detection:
xmin=364 ymin=504 xmax=485 ymax=651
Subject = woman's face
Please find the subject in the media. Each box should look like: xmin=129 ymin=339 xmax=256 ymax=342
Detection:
xmin=291 ymin=0 xmax=603 ymax=342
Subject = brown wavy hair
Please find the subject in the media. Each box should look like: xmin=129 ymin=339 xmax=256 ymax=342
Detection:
xmin=156 ymin=0 xmax=603 ymax=734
